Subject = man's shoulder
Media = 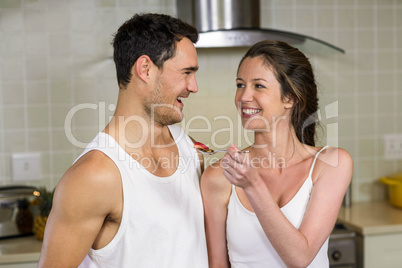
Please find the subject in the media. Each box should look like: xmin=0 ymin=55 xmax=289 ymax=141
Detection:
xmin=51 ymin=149 xmax=122 ymax=221
xmin=61 ymin=150 xmax=122 ymax=193
xmin=74 ymin=149 xmax=119 ymax=174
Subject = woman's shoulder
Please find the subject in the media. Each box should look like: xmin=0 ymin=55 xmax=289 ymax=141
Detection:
xmin=316 ymin=146 xmax=353 ymax=168
xmin=204 ymin=158 xmax=225 ymax=175
xmin=202 ymin=158 xmax=229 ymax=184
xmin=312 ymin=146 xmax=353 ymax=184
xmin=303 ymin=144 xmax=352 ymax=166
xmin=201 ymin=158 xmax=232 ymax=201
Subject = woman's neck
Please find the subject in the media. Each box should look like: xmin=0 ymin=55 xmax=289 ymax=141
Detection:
xmin=252 ymin=126 xmax=310 ymax=168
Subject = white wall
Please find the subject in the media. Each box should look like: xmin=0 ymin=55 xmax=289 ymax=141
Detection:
xmin=0 ymin=0 xmax=401 ymax=203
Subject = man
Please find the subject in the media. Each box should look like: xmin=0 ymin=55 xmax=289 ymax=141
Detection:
xmin=38 ymin=13 xmax=207 ymax=267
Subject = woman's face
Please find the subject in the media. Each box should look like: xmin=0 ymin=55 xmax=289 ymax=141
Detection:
xmin=235 ymin=56 xmax=292 ymax=132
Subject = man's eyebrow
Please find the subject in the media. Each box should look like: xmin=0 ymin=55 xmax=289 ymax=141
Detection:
xmin=183 ymin=66 xmax=199 ymax=72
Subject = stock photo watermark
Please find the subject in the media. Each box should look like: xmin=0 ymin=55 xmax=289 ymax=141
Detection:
xmin=64 ymin=101 xmax=339 ymax=169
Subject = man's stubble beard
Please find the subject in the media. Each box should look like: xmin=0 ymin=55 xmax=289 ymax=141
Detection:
xmin=143 ymin=75 xmax=183 ymax=127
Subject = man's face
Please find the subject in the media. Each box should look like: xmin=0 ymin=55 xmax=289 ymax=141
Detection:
xmin=144 ymin=37 xmax=199 ymax=126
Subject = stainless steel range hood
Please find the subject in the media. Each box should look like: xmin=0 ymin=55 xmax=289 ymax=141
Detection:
xmin=176 ymin=0 xmax=345 ymax=54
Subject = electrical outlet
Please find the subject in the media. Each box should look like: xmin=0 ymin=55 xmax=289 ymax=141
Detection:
xmin=384 ymin=134 xmax=402 ymax=160
xmin=12 ymin=152 xmax=42 ymax=182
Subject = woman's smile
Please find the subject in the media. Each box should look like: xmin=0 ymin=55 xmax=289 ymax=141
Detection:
xmin=241 ymin=107 xmax=262 ymax=118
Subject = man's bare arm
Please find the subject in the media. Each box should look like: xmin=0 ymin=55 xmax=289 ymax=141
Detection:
xmin=38 ymin=150 xmax=122 ymax=267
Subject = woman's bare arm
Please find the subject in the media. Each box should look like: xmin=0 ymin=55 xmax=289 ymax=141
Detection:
xmin=223 ymin=146 xmax=353 ymax=267
xmin=201 ymin=161 xmax=232 ymax=268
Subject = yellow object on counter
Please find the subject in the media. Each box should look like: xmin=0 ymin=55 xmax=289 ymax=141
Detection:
xmin=380 ymin=172 xmax=402 ymax=208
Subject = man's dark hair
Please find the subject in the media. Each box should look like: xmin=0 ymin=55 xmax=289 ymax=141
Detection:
xmin=112 ymin=13 xmax=199 ymax=89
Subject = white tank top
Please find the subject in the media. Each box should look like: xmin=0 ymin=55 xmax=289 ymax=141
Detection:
xmin=226 ymin=146 xmax=329 ymax=268
xmin=77 ymin=125 xmax=208 ymax=268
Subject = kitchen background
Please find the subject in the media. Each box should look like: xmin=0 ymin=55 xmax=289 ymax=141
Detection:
xmin=0 ymin=0 xmax=401 ymax=204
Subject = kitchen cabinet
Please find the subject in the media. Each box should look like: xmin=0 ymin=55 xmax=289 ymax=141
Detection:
xmin=337 ymin=201 xmax=402 ymax=268
xmin=359 ymin=232 xmax=402 ymax=268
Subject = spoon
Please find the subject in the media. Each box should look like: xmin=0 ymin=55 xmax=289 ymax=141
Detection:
xmin=194 ymin=142 xmax=250 ymax=155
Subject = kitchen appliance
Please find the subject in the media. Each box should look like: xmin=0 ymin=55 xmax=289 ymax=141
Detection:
xmin=0 ymin=185 xmax=40 ymax=239
xmin=343 ymin=185 xmax=352 ymax=208
xmin=328 ymin=223 xmax=357 ymax=267
xmin=176 ymin=0 xmax=345 ymax=54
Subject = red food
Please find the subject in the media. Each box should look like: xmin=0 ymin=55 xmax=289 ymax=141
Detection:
xmin=194 ymin=142 xmax=209 ymax=150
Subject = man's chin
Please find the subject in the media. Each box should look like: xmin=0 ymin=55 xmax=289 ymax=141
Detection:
xmin=156 ymin=113 xmax=183 ymax=126
xmin=169 ymin=115 xmax=184 ymax=125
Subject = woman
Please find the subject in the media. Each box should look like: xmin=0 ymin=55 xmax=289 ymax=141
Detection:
xmin=201 ymin=41 xmax=353 ymax=267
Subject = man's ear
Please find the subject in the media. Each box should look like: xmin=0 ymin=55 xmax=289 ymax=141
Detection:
xmin=134 ymin=55 xmax=152 ymax=82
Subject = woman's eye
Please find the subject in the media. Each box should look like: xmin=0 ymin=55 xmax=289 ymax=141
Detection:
xmin=236 ymin=83 xmax=245 ymax=88
xmin=256 ymin=84 xmax=265 ymax=89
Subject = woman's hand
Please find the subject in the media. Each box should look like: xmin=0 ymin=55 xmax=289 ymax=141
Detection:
xmin=222 ymin=144 xmax=261 ymax=189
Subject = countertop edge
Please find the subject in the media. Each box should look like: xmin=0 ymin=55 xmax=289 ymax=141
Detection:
xmin=337 ymin=219 xmax=402 ymax=236
xmin=0 ymin=252 xmax=40 ymax=264
xmin=337 ymin=200 xmax=402 ymax=236
xmin=0 ymin=236 xmax=42 ymax=264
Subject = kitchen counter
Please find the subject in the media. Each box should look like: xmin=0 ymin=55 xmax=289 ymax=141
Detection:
xmin=338 ymin=201 xmax=402 ymax=268
xmin=0 ymin=202 xmax=400 ymax=266
xmin=337 ymin=200 xmax=402 ymax=235
xmin=0 ymin=235 xmax=42 ymax=264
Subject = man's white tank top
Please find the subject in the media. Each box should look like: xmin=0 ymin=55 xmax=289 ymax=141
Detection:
xmin=78 ymin=125 xmax=208 ymax=268
xmin=226 ymin=146 xmax=329 ymax=267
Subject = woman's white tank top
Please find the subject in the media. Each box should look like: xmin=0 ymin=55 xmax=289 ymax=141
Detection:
xmin=226 ymin=146 xmax=330 ymax=267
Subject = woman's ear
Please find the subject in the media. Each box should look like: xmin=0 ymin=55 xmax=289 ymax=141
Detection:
xmin=134 ymin=55 xmax=152 ymax=82
xmin=283 ymin=94 xmax=295 ymax=109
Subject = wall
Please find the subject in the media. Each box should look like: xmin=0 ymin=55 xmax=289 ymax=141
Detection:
xmin=0 ymin=0 xmax=401 ymax=203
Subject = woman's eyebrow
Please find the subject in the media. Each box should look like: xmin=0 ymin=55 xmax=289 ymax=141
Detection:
xmin=236 ymin=78 xmax=267 ymax=82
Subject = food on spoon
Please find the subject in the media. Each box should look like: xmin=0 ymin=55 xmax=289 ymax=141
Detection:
xmin=194 ymin=142 xmax=214 ymax=153
xmin=194 ymin=141 xmax=208 ymax=150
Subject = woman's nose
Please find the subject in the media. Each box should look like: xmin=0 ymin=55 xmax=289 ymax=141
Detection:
xmin=240 ymin=87 xmax=253 ymax=102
